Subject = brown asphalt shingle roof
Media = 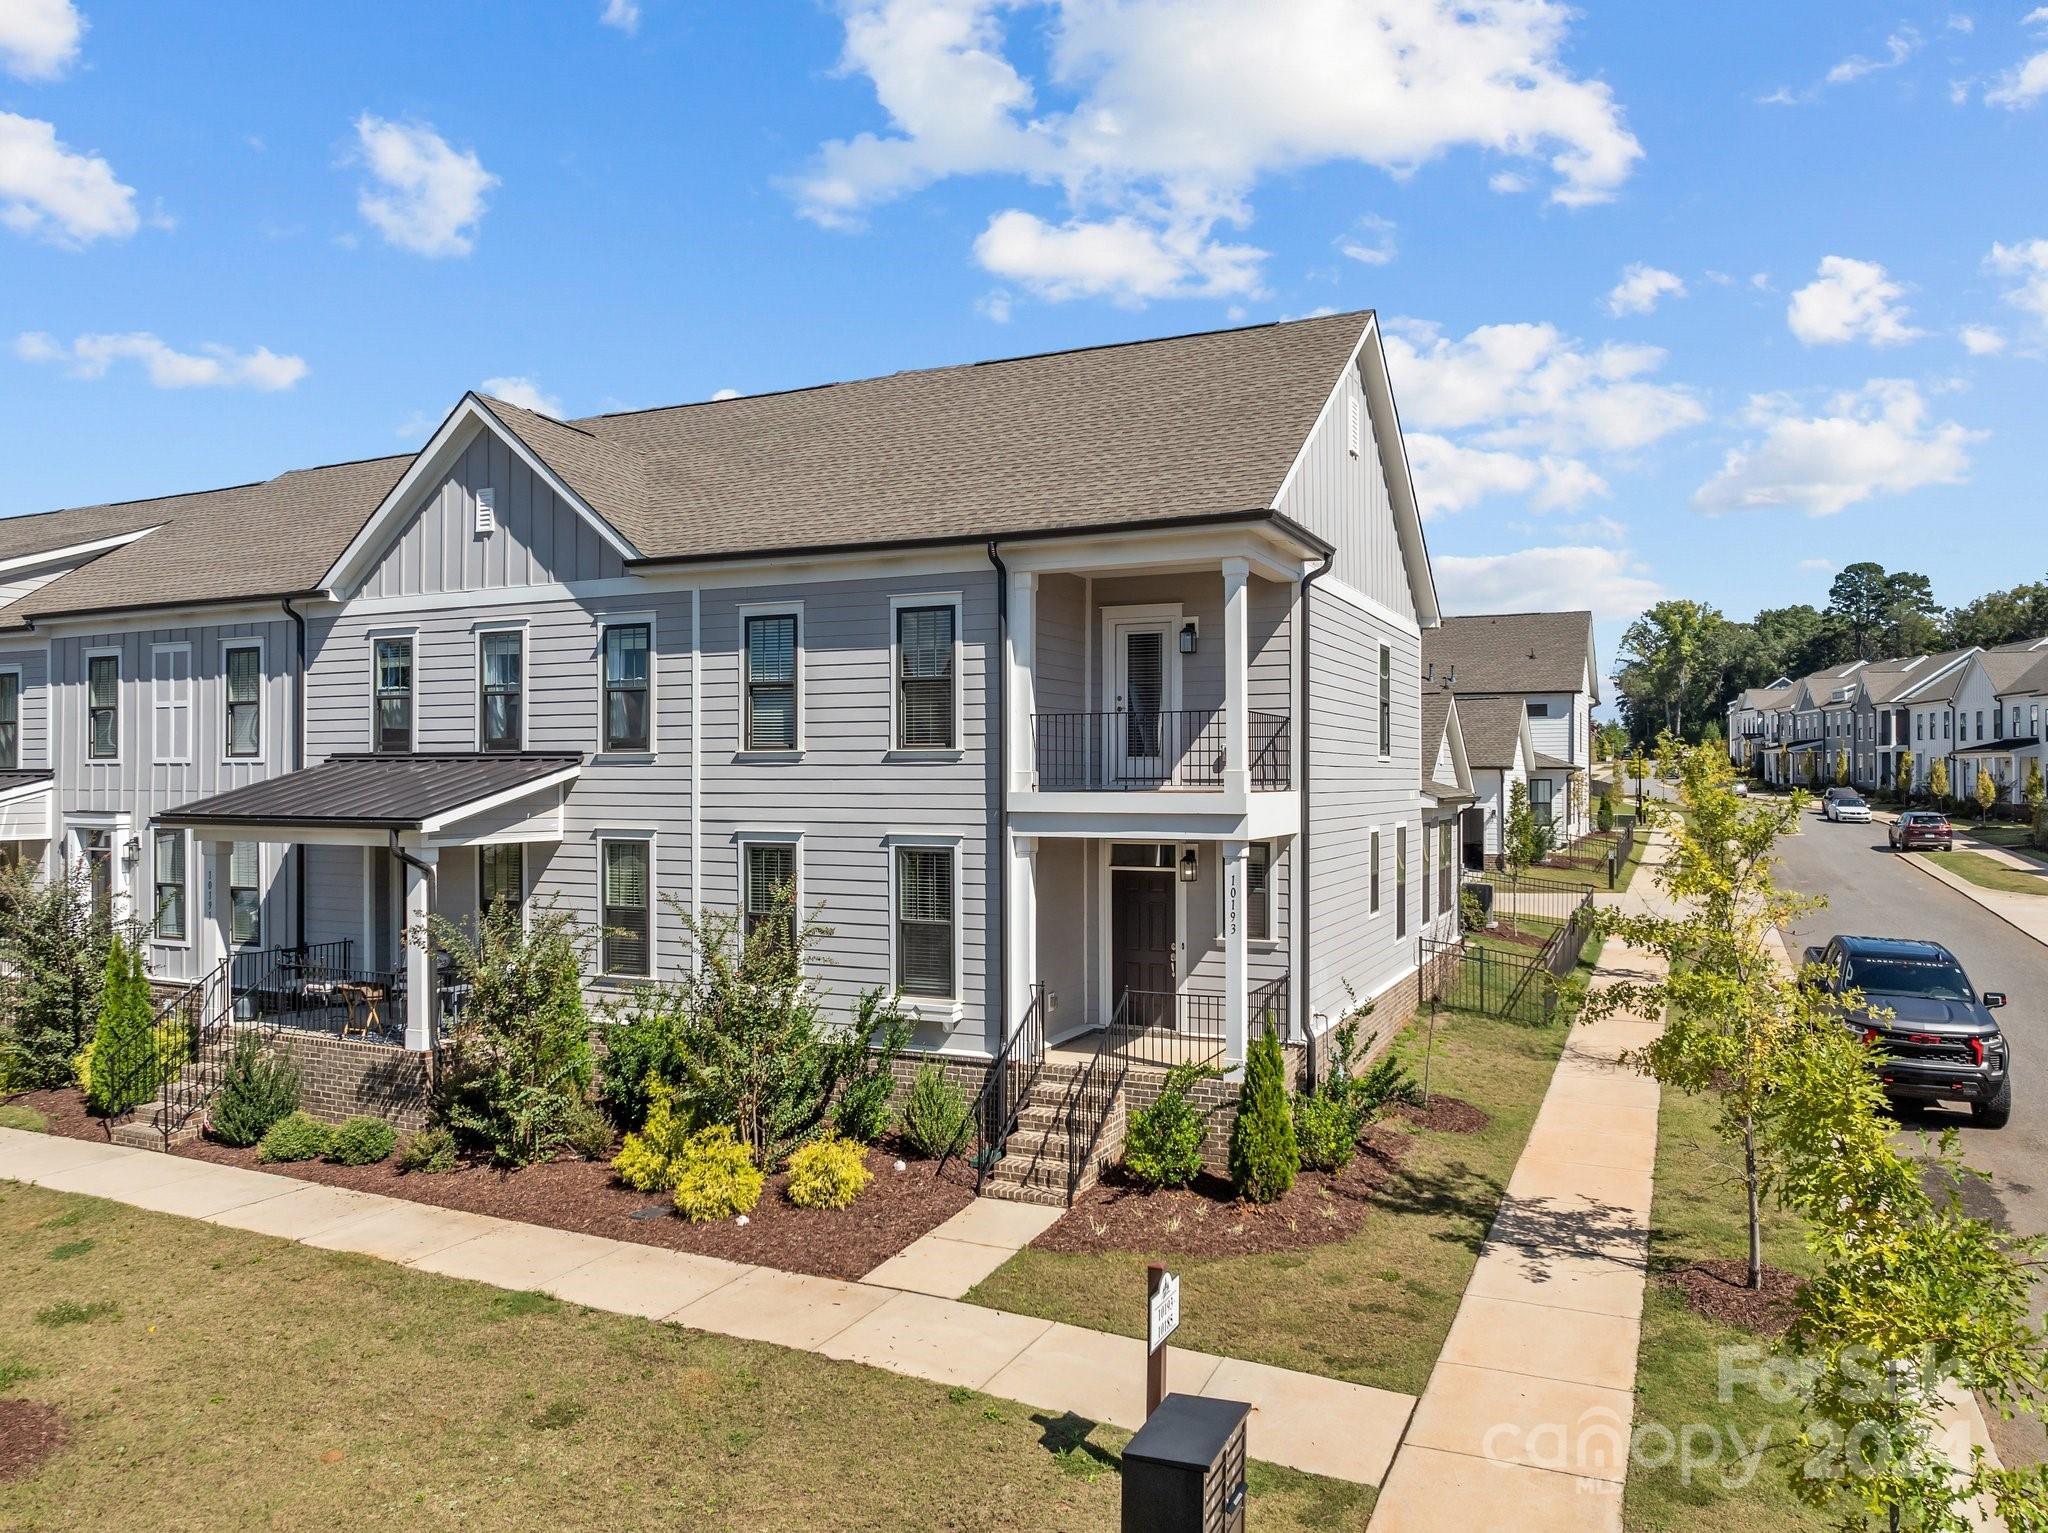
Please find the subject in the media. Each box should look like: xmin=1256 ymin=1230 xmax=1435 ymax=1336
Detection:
xmin=1421 ymin=611 xmax=1595 ymax=698
xmin=1456 ymin=693 xmax=1530 ymax=769
xmin=3 ymin=313 xmax=1372 ymax=620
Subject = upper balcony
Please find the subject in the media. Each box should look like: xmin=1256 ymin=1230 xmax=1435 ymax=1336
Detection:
xmin=1031 ymin=707 xmax=1291 ymax=791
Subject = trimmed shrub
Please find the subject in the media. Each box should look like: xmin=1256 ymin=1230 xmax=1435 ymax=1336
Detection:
xmin=0 ymin=859 xmax=116 ymax=1092
xmin=1228 ymin=1024 xmax=1296 ymax=1203
xmin=561 ymin=1097 xmax=618 ymax=1162
xmin=831 ymin=994 xmax=912 ymax=1144
xmin=1123 ymin=1062 xmax=1215 ymax=1189
xmin=901 ymin=1063 xmax=970 ymax=1159
xmin=785 ymin=1134 xmax=872 ymax=1210
xmin=208 ymin=1033 xmax=301 ymax=1147
xmin=325 ymin=1115 xmax=397 ymax=1166
xmin=612 ymin=1076 xmax=692 ymax=1192
xmin=1293 ymin=1093 xmax=1358 ymax=1172
xmin=1355 ymin=1054 xmax=1421 ymax=1118
xmin=257 ymin=1111 xmax=332 ymax=1164
xmin=396 ymin=1125 xmax=459 ymax=1174
xmin=595 ymin=988 xmax=687 ymax=1131
xmin=672 ymin=1125 xmax=764 ymax=1222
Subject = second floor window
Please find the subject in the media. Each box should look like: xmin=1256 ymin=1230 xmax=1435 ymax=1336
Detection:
xmin=1378 ymin=646 xmax=1391 ymax=756
xmin=374 ymin=638 xmax=413 ymax=753
xmin=224 ymin=643 xmax=261 ymax=759
xmin=87 ymin=654 xmax=118 ymax=760
xmin=479 ymin=631 xmax=523 ymax=751
xmin=153 ymin=830 xmax=186 ymax=942
xmin=895 ymin=603 xmax=956 ymax=750
xmin=744 ymin=612 xmax=798 ymax=750
xmin=0 ymin=671 xmax=16 ymax=770
xmin=602 ymin=624 xmax=651 ymax=752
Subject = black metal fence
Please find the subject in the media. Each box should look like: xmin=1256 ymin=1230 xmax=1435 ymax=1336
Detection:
xmin=1423 ymin=889 xmax=1595 ymax=1026
xmin=1606 ymin=816 xmax=1637 ymax=889
xmin=1460 ymin=870 xmax=1589 ymax=930
xmin=1031 ymin=708 xmax=1291 ymax=790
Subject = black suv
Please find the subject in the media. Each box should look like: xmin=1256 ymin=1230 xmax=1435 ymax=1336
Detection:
xmin=1803 ymin=935 xmax=2012 ymax=1127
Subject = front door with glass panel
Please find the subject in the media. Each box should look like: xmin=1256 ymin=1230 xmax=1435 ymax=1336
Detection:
xmin=1103 ymin=614 xmax=1179 ymax=786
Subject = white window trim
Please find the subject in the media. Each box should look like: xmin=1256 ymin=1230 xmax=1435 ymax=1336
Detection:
xmin=887 ymin=591 xmax=965 ymax=759
xmin=595 ymin=830 xmax=657 ymax=982
xmin=227 ymin=840 xmax=266 ymax=949
xmin=738 ymin=601 xmax=804 ymax=756
xmin=735 ymin=828 xmax=805 ymax=947
xmin=83 ymin=646 xmax=122 ymax=766
xmin=220 ymin=635 xmax=266 ymax=766
xmin=0 ymin=663 xmax=20 ymax=772
xmin=1214 ymin=839 xmax=1279 ymax=949
xmin=476 ymin=842 xmax=529 ymax=932
xmin=367 ymin=627 xmax=420 ymax=754
xmin=1368 ymin=826 xmax=1382 ymax=915
xmin=150 ymin=826 xmax=192 ymax=949
xmin=1377 ymin=644 xmax=1392 ymax=760
xmin=596 ymin=611 xmax=658 ymax=759
xmin=474 ymin=621 xmax=530 ymax=753
xmin=886 ymin=832 xmax=964 ymax=1017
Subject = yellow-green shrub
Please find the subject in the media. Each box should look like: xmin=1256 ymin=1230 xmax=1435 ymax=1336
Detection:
xmin=612 ymin=1076 xmax=691 ymax=1192
xmin=671 ymin=1125 xmax=762 ymax=1222
xmin=785 ymin=1134 xmax=872 ymax=1210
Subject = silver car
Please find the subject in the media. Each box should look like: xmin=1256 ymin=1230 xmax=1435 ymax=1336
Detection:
xmin=1825 ymin=791 xmax=1871 ymax=823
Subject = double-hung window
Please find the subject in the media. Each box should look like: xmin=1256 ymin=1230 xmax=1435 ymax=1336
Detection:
xmin=1438 ymin=821 xmax=1454 ymax=914
xmin=224 ymin=642 xmax=262 ymax=759
xmin=1369 ymin=830 xmax=1381 ymax=914
xmin=1377 ymin=646 xmax=1392 ymax=756
xmin=894 ymin=601 xmax=957 ymax=750
xmin=600 ymin=838 xmax=652 ymax=978
xmin=153 ymin=830 xmax=187 ymax=943
xmin=0 ymin=671 xmax=16 ymax=770
xmin=479 ymin=631 xmax=524 ymax=751
xmin=1530 ymin=777 xmax=1555 ymax=828
xmin=894 ymin=844 xmax=956 ymax=999
xmin=1246 ymin=842 xmax=1271 ymax=942
xmin=479 ymin=844 xmax=523 ymax=923
xmin=87 ymin=654 xmax=118 ymax=760
xmin=374 ymin=637 xmax=414 ymax=752
xmin=229 ymin=843 xmax=261 ymax=946
xmin=1395 ymin=826 xmax=1408 ymax=940
xmin=742 ymin=841 xmax=797 ymax=950
xmin=602 ymin=623 xmax=651 ymax=753
xmin=743 ymin=612 xmax=799 ymax=750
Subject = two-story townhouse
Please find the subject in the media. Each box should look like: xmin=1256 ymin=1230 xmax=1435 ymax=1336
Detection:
xmin=1845 ymin=649 xmax=1973 ymax=792
xmin=1725 ymin=680 xmax=1791 ymax=772
xmin=1896 ymin=654 xmax=1976 ymax=794
xmin=1948 ymin=639 xmax=2048 ymax=806
xmin=1997 ymin=652 xmax=2048 ymax=803
xmin=1419 ymin=611 xmax=1598 ymax=845
xmin=11 ymin=313 xmax=1446 ymax=1139
xmin=1764 ymin=660 xmax=1865 ymax=786
xmin=1444 ymin=694 xmax=1536 ymax=868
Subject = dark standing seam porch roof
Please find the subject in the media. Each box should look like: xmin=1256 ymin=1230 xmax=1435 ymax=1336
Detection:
xmin=0 ymin=769 xmax=53 ymax=798
xmin=1954 ymin=738 xmax=2043 ymax=756
xmin=159 ymin=754 xmax=582 ymax=831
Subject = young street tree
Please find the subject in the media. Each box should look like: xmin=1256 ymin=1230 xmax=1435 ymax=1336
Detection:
xmin=1928 ymin=756 xmax=1950 ymax=810
xmin=1975 ymin=765 xmax=2000 ymax=822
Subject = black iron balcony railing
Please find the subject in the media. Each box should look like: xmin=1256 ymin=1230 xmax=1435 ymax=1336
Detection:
xmin=1031 ymin=708 xmax=1291 ymax=791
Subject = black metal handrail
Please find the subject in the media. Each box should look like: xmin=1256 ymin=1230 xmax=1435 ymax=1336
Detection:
xmin=1030 ymin=708 xmax=1291 ymax=791
xmin=957 ymin=983 xmax=1046 ymax=1194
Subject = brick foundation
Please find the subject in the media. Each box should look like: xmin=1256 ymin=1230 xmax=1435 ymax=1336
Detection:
xmin=263 ymin=1030 xmax=434 ymax=1131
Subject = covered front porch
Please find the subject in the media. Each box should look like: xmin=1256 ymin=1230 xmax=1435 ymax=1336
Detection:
xmin=160 ymin=751 xmax=582 ymax=1050
xmin=0 ymin=769 xmax=52 ymax=875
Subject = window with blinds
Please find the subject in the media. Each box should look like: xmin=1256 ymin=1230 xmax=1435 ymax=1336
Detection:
xmin=229 ymin=842 xmax=261 ymax=946
xmin=895 ymin=845 xmax=955 ymax=998
xmin=480 ymin=843 xmax=523 ymax=922
xmin=224 ymin=643 xmax=262 ymax=759
xmin=374 ymin=637 xmax=413 ymax=753
xmin=603 ymin=624 xmax=651 ymax=752
xmin=88 ymin=654 xmax=118 ymax=760
xmin=154 ymin=830 xmax=186 ymax=942
xmin=0 ymin=671 xmax=17 ymax=770
xmin=743 ymin=842 xmax=796 ymax=949
xmin=601 ymin=839 xmax=652 ymax=977
xmin=744 ymin=613 xmax=798 ymax=750
xmin=1247 ymin=842 xmax=1271 ymax=942
xmin=479 ymin=631 xmax=523 ymax=751
xmin=895 ymin=604 xmax=956 ymax=749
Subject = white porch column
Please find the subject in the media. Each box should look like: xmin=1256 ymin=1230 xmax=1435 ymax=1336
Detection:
xmin=1223 ymin=837 xmax=1250 ymax=1067
xmin=200 ymin=840 xmax=233 ymax=978
xmin=402 ymin=847 xmax=438 ymax=1052
xmin=1007 ymin=570 xmax=1038 ymax=794
xmin=1009 ymin=833 xmax=1039 ymax=1038
xmin=1222 ymin=558 xmax=1250 ymax=797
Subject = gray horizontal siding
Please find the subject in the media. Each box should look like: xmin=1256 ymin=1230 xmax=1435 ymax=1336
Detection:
xmin=0 ymin=642 xmax=48 ymax=771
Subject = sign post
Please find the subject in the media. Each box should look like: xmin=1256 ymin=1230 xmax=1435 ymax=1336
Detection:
xmin=1145 ymin=1262 xmax=1179 ymax=1418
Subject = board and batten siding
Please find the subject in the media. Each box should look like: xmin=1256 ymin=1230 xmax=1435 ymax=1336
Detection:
xmin=0 ymin=641 xmax=49 ymax=770
xmin=1277 ymin=355 xmax=1416 ymax=622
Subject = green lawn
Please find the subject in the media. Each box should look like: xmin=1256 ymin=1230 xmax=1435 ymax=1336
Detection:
xmin=0 ymin=1104 xmax=48 ymax=1132
xmin=0 ymin=1183 xmax=1370 ymax=1532
xmin=1922 ymin=849 xmax=2048 ymax=896
xmin=1527 ymin=826 xmax=1647 ymax=892
xmin=965 ymin=941 xmax=1602 ymax=1399
xmin=1626 ymin=1074 xmax=1829 ymax=1533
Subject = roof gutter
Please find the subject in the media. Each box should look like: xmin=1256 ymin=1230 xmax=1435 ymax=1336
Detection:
xmin=986 ymin=539 xmax=1010 ymax=1050
xmin=1296 ymin=545 xmax=1335 ymax=1044
xmin=22 ymin=590 xmax=325 ymax=628
xmin=283 ymin=595 xmax=309 ymax=956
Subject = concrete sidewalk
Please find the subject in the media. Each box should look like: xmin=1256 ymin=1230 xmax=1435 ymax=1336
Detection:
xmin=0 ymin=1126 xmax=1415 ymax=1488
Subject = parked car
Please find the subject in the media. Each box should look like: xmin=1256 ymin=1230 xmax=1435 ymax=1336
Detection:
xmin=1824 ymin=792 xmax=1871 ymax=824
xmin=1803 ymin=935 xmax=2011 ymax=1127
xmin=1820 ymin=785 xmax=1853 ymax=811
xmin=1889 ymin=811 xmax=1954 ymax=851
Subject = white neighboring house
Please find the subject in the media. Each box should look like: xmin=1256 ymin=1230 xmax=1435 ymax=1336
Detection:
xmin=1950 ymin=640 xmax=2048 ymax=807
xmin=1421 ymin=611 xmax=1598 ymax=845
xmin=1419 ymin=682 xmax=1475 ymax=942
xmin=1725 ymin=679 xmax=1792 ymax=772
xmin=1448 ymin=693 xmax=1535 ymax=868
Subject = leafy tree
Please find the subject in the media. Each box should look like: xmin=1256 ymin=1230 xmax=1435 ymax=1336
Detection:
xmin=1897 ymin=746 xmax=1915 ymax=804
xmin=1228 ymin=1023 xmax=1296 ymax=1203
xmin=1504 ymin=780 xmax=1548 ymax=872
xmin=0 ymin=860 xmax=117 ymax=1091
xmin=1944 ymin=576 xmax=2048 ymax=649
xmin=2026 ymin=757 xmax=2045 ymax=818
xmin=1975 ymin=762 xmax=2000 ymax=821
xmin=1928 ymin=756 xmax=1949 ymax=809
xmin=1613 ymin=599 xmax=1732 ymax=741
xmin=1834 ymin=750 xmax=1849 ymax=787
xmin=1828 ymin=562 xmax=1938 ymax=660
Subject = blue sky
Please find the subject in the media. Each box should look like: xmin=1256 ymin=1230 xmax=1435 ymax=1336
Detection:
xmin=4 ymin=1 xmax=2047 ymax=672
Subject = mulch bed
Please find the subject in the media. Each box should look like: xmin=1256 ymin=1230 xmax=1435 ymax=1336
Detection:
xmin=1482 ymin=926 xmax=1553 ymax=950
xmin=1661 ymin=1258 xmax=1803 ymax=1337
xmin=1031 ymin=1124 xmax=1412 ymax=1259
xmin=0 ymin=1400 xmax=65 ymax=1483
xmin=17 ymin=1089 xmax=975 ymax=1283
xmin=1393 ymin=1094 xmax=1490 ymax=1134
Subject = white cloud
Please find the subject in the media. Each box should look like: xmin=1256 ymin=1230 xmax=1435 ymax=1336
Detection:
xmin=1786 ymin=256 xmax=1923 ymax=346
xmin=974 ymin=288 xmax=1013 ymax=322
xmin=1826 ymin=27 xmax=1921 ymax=85
xmin=1405 ymin=434 xmax=1611 ymax=520
xmin=0 ymin=0 xmax=83 ymax=80
xmin=1434 ymin=544 xmax=1662 ymax=622
xmin=1986 ymin=9 xmax=2048 ymax=107
xmin=1693 ymin=379 xmax=1981 ymax=516
xmin=480 ymin=375 xmax=561 ymax=417
xmin=1987 ymin=238 xmax=2048 ymax=328
xmin=600 ymin=0 xmax=641 ymax=34
xmin=796 ymin=0 xmax=1640 ymax=306
xmin=1798 ymin=557 xmax=1836 ymax=573
xmin=352 ymin=114 xmax=497 ymax=258
xmin=1959 ymin=324 xmax=2007 ymax=355
xmin=1337 ymin=214 xmax=1396 ymax=266
xmin=1606 ymin=263 xmax=1685 ymax=316
xmin=710 ymin=387 xmax=740 ymax=401
xmin=13 ymin=331 xmax=308 ymax=391
xmin=0 ymin=112 xmax=138 ymax=245
xmin=1950 ymin=14 xmax=1975 ymax=34
xmin=1487 ymin=170 xmax=1529 ymax=194
xmin=972 ymin=209 xmax=1263 ymax=304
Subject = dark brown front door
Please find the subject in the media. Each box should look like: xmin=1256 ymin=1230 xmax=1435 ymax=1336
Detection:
xmin=1111 ymin=869 xmax=1175 ymax=1028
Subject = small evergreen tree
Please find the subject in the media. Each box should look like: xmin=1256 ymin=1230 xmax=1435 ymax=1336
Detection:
xmin=84 ymin=935 xmax=155 ymax=1116
xmin=208 ymin=1032 xmax=301 ymax=1147
xmin=1228 ymin=1023 xmax=1296 ymax=1204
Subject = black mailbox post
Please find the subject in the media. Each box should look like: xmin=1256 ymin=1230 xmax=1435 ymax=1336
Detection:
xmin=1121 ymin=1393 xmax=1250 ymax=1533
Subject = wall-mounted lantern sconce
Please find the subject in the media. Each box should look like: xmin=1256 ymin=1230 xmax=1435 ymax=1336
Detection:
xmin=1177 ymin=846 xmax=1199 ymax=883
xmin=1178 ymin=620 xmax=1198 ymax=655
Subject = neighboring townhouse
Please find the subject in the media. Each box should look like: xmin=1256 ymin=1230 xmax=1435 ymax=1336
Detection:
xmin=2 ymin=312 xmax=1448 ymax=1114
xmin=1446 ymin=693 xmax=1535 ymax=868
xmin=1725 ymin=680 xmax=1791 ymax=771
xmin=1419 ymin=682 xmax=1474 ymax=940
xmin=1947 ymin=639 xmax=2048 ymax=806
xmin=1848 ymin=649 xmax=1974 ymax=792
xmin=1420 ymin=610 xmax=1599 ymax=845
xmin=1763 ymin=660 xmax=1865 ymax=786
